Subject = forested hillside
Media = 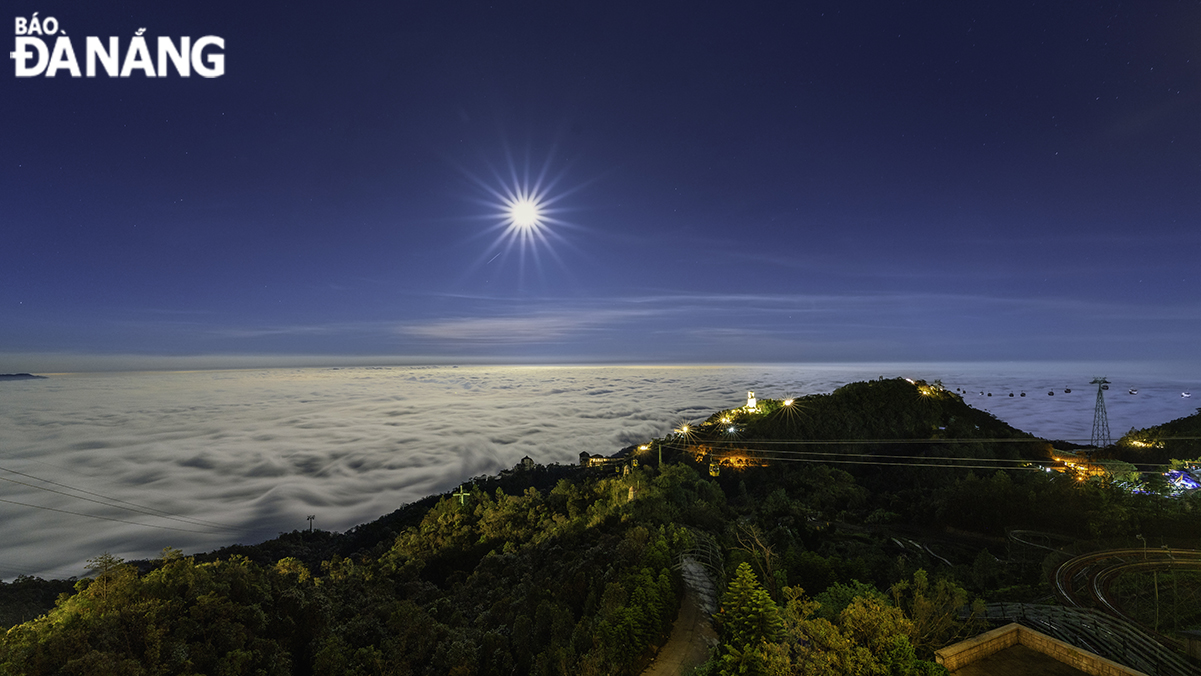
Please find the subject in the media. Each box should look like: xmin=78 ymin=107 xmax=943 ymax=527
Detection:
xmin=4 ymin=378 xmax=1200 ymax=675
xmin=1119 ymin=408 xmax=1201 ymax=464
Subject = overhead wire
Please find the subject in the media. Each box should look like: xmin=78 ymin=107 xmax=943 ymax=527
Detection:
xmin=660 ymin=442 xmax=1046 ymax=471
xmin=696 ymin=437 xmax=1042 ymax=445
xmin=722 ymin=456 xmax=1046 ymax=471
xmin=657 ymin=434 xmax=1187 ymax=471
xmin=687 ymin=447 xmax=1053 ymax=465
xmin=745 ymin=447 xmax=1171 ymax=468
xmin=0 ymin=466 xmax=244 ymax=532
xmin=0 ymin=496 xmax=230 ymax=534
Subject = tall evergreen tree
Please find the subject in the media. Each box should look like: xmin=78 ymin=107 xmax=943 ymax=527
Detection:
xmin=718 ymin=563 xmax=784 ymax=675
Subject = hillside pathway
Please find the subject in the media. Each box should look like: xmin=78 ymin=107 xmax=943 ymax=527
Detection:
xmin=641 ymin=558 xmax=720 ymax=676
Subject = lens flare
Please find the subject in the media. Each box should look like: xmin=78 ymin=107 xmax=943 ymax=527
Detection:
xmin=507 ymin=196 xmax=543 ymax=230
xmin=460 ymin=145 xmax=590 ymax=283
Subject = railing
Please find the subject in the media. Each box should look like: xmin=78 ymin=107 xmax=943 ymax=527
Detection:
xmin=673 ymin=528 xmax=725 ymax=615
xmin=982 ymin=603 xmax=1200 ymax=676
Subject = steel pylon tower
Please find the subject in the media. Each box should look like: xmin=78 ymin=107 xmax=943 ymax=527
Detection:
xmin=1090 ymin=377 xmax=1111 ymax=447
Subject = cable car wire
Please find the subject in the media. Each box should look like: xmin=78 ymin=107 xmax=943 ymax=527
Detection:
xmin=0 ymin=465 xmax=242 ymax=531
xmin=0 ymin=496 xmax=231 ymax=534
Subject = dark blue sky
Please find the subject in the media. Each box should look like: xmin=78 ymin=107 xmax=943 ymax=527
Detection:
xmin=4 ymin=1 xmax=1199 ymax=369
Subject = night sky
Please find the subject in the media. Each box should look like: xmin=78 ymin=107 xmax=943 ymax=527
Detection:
xmin=4 ymin=1 xmax=1200 ymax=369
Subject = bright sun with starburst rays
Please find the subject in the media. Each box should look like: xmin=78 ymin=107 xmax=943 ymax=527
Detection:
xmin=506 ymin=194 xmax=544 ymax=231
xmin=487 ymin=183 xmax=559 ymax=270
xmin=463 ymin=147 xmax=588 ymax=280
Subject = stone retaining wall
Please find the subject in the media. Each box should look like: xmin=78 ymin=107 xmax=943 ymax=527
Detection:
xmin=935 ymin=623 xmax=1149 ymax=675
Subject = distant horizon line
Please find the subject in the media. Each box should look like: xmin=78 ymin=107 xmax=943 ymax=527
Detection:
xmin=2 ymin=352 xmax=1196 ymax=377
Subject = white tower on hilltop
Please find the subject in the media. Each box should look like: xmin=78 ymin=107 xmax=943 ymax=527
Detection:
xmin=746 ymin=391 xmax=757 ymax=410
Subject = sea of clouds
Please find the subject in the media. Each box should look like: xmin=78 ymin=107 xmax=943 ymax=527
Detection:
xmin=1 ymin=363 xmax=1197 ymax=579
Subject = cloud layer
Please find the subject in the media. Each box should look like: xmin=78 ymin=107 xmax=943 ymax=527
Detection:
xmin=1 ymin=363 xmax=1196 ymax=579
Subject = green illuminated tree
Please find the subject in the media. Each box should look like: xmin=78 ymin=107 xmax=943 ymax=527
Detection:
xmin=717 ymin=563 xmax=784 ymax=675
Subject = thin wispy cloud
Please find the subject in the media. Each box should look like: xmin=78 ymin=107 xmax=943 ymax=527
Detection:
xmin=207 ymin=323 xmax=384 ymax=339
xmin=398 ymin=309 xmax=656 ymax=342
xmin=6 ymin=291 xmax=1197 ymax=369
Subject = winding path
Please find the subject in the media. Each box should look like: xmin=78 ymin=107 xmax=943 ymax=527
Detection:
xmin=641 ymin=584 xmax=718 ymax=676
xmin=641 ymin=550 xmax=723 ymax=676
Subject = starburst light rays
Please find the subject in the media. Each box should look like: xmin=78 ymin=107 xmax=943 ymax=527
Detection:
xmin=457 ymin=143 xmax=592 ymax=285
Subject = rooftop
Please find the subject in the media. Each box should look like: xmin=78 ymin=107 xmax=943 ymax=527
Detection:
xmin=949 ymin=643 xmax=1090 ymax=676
xmin=936 ymin=624 xmax=1149 ymax=676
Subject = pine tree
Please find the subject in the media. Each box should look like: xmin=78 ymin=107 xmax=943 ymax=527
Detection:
xmin=718 ymin=563 xmax=784 ymax=675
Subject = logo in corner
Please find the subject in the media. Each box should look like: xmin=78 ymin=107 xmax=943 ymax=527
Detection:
xmin=11 ymin=12 xmax=225 ymax=78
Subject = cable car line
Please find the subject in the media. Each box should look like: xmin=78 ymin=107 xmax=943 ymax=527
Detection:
xmin=732 ymin=456 xmax=1046 ymax=471
xmin=0 ymin=465 xmax=242 ymax=531
xmin=673 ymin=436 xmax=1201 ymax=445
xmin=0 ymin=496 xmax=230 ymax=534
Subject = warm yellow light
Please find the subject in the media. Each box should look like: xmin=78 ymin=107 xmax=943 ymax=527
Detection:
xmin=783 ymin=399 xmax=793 ymax=406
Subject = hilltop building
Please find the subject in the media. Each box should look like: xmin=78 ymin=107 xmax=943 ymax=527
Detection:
xmin=578 ymin=451 xmax=636 ymax=473
xmin=579 ymin=451 xmax=616 ymax=468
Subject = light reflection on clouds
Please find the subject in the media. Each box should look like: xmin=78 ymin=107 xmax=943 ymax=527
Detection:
xmin=0 ymin=363 xmax=1195 ymax=579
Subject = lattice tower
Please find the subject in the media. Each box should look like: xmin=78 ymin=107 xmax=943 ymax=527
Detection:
xmin=1090 ymin=377 xmax=1111 ymax=448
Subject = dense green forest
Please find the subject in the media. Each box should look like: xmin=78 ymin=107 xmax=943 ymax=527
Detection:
xmin=1117 ymin=404 xmax=1201 ymax=464
xmin=3 ymin=378 xmax=1200 ymax=675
